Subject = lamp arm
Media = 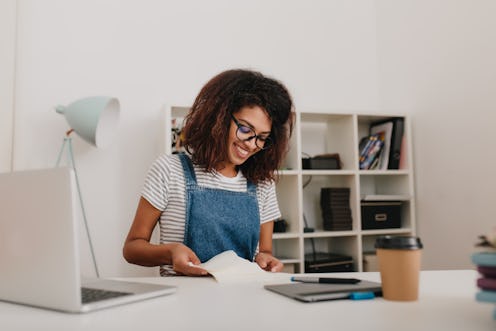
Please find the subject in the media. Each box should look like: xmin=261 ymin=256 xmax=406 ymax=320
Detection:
xmin=57 ymin=136 xmax=100 ymax=278
xmin=55 ymin=129 xmax=75 ymax=166
xmin=55 ymin=138 xmax=68 ymax=167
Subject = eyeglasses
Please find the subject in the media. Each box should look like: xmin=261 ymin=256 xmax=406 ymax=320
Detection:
xmin=231 ymin=114 xmax=272 ymax=150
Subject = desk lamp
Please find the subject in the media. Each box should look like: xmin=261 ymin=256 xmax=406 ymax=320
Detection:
xmin=55 ymin=96 xmax=120 ymax=278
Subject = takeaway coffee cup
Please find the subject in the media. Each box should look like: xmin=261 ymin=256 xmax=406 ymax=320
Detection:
xmin=375 ymin=235 xmax=423 ymax=301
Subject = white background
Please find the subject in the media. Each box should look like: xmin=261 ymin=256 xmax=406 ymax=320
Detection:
xmin=1 ymin=0 xmax=495 ymax=277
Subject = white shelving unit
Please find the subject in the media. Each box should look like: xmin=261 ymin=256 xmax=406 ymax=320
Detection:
xmin=163 ymin=106 xmax=416 ymax=273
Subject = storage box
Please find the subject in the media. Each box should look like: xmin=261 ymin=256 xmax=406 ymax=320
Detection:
xmin=273 ymin=219 xmax=287 ymax=233
xmin=302 ymin=154 xmax=341 ymax=170
xmin=361 ymin=201 xmax=402 ymax=229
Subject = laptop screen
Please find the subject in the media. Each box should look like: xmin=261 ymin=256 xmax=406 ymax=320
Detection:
xmin=0 ymin=167 xmax=83 ymax=311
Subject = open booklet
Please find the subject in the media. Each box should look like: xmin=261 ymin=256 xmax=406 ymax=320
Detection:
xmin=192 ymin=250 xmax=292 ymax=284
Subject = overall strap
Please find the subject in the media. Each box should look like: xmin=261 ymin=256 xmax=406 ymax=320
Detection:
xmin=178 ymin=153 xmax=197 ymax=186
xmin=246 ymin=180 xmax=257 ymax=197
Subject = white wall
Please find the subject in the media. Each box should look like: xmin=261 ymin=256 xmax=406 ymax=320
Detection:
xmin=8 ymin=0 xmax=494 ymax=276
xmin=11 ymin=0 xmax=380 ymax=277
xmin=376 ymin=0 xmax=496 ymax=269
xmin=0 ymin=0 xmax=16 ymax=172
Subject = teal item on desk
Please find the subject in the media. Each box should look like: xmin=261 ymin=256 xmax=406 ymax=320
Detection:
xmin=349 ymin=292 xmax=375 ymax=300
xmin=471 ymin=252 xmax=496 ymax=267
xmin=476 ymin=290 xmax=496 ymax=303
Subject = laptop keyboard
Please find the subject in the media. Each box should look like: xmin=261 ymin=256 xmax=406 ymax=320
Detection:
xmin=81 ymin=287 xmax=132 ymax=304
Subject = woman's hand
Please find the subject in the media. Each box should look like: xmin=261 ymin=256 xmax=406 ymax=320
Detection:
xmin=169 ymin=243 xmax=208 ymax=276
xmin=255 ymin=252 xmax=284 ymax=272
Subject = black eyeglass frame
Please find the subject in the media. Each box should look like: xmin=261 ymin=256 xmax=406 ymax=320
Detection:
xmin=230 ymin=114 xmax=272 ymax=150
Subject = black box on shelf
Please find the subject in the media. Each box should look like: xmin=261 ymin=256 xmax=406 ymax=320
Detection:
xmin=361 ymin=201 xmax=402 ymax=229
xmin=273 ymin=219 xmax=287 ymax=233
xmin=302 ymin=154 xmax=341 ymax=170
xmin=304 ymin=252 xmax=354 ymax=273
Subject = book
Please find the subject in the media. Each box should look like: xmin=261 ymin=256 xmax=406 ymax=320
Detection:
xmin=477 ymin=277 xmax=496 ymax=291
xmin=478 ymin=265 xmax=496 ymax=278
xmin=476 ymin=290 xmax=496 ymax=303
xmin=471 ymin=252 xmax=496 ymax=267
xmin=191 ymin=250 xmax=291 ymax=284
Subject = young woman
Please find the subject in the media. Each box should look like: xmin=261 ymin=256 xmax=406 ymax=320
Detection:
xmin=123 ymin=69 xmax=294 ymax=276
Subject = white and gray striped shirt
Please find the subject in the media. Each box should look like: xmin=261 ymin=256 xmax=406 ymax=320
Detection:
xmin=141 ymin=154 xmax=281 ymax=275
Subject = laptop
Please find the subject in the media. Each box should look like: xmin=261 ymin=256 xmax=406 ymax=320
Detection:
xmin=265 ymin=280 xmax=382 ymax=302
xmin=0 ymin=167 xmax=176 ymax=313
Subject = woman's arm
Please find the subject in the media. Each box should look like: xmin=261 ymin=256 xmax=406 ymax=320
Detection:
xmin=122 ymin=197 xmax=207 ymax=276
xmin=255 ymin=221 xmax=284 ymax=272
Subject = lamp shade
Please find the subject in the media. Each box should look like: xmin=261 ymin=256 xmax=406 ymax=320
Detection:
xmin=55 ymin=96 xmax=120 ymax=148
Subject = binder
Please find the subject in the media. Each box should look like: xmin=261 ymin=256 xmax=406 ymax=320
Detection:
xmin=370 ymin=117 xmax=404 ymax=170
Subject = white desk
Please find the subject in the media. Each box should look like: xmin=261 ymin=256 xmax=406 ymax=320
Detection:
xmin=0 ymin=270 xmax=494 ymax=330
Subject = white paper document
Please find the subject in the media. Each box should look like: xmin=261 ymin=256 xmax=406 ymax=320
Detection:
xmin=193 ymin=250 xmax=292 ymax=284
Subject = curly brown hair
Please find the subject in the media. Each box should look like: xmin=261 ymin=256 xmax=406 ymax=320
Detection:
xmin=182 ymin=69 xmax=294 ymax=184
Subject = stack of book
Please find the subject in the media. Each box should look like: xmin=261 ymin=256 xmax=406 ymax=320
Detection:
xmin=320 ymin=187 xmax=352 ymax=231
xmin=471 ymin=251 xmax=496 ymax=319
xmin=358 ymin=132 xmax=384 ymax=170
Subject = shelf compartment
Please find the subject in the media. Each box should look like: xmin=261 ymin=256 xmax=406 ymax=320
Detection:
xmin=273 ymin=238 xmax=300 ymax=262
xmin=302 ymin=174 xmax=357 ymax=232
xmin=300 ymin=113 xmax=356 ymax=171
xmin=356 ymin=114 xmax=410 ymax=171
xmin=275 ymin=174 xmax=301 ymax=234
xmin=359 ymin=174 xmax=411 ymax=197
xmin=303 ymin=236 xmax=359 ymax=272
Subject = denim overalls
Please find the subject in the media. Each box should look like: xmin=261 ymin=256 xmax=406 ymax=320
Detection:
xmin=179 ymin=153 xmax=260 ymax=263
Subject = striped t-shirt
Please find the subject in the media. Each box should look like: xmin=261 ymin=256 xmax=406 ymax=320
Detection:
xmin=141 ymin=154 xmax=281 ymax=275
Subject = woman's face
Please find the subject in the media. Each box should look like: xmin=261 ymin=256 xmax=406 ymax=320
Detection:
xmin=223 ymin=105 xmax=272 ymax=173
